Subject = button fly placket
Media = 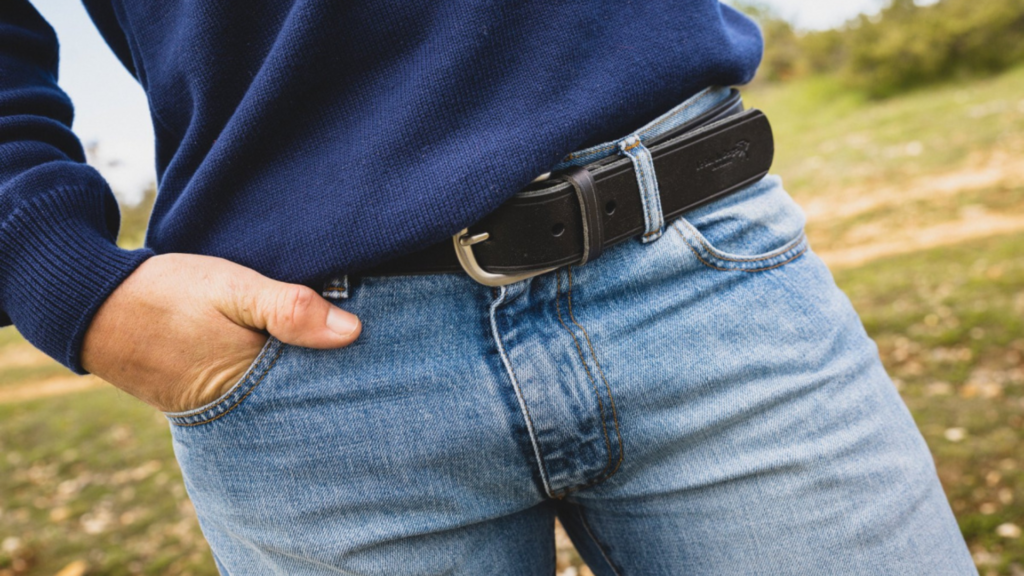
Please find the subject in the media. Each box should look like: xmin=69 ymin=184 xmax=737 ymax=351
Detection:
xmin=488 ymin=272 xmax=623 ymax=499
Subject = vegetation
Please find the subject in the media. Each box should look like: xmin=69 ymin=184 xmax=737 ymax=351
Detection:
xmin=737 ymin=0 xmax=1024 ymax=97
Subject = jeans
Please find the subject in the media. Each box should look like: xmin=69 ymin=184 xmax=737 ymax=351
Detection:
xmin=165 ymin=89 xmax=976 ymax=575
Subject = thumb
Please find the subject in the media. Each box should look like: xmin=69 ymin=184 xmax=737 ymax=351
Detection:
xmin=225 ymin=279 xmax=361 ymax=349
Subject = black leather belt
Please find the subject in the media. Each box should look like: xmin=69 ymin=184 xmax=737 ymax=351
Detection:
xmin=362 ymin=89 xmax=774 ymax=286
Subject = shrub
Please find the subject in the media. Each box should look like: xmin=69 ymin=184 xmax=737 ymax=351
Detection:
xmin=731 ymin=0 xmax=1024 ymax=97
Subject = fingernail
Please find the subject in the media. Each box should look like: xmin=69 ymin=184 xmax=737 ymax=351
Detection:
xmin=326 ymin=307 xmax=360 ymax=337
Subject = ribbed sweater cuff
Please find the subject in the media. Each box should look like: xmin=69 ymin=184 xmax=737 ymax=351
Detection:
xmin=0 ymin=187 xmax=154 ymax=373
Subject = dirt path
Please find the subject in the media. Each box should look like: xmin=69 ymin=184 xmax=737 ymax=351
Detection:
xmin=801 ymin=149 xmax=1024 ymax=223
xmin=818 ymin=212 xmax=1024 ymax=269
xmin=0 ymin=375 xmax=105 ymax=404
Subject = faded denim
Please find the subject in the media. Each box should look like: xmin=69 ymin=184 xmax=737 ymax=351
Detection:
xmin=166 ymin=89 xmax=976 ymax=575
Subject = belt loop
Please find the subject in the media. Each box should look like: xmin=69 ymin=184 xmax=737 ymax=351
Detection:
xmin=617 ymin=134 xmax=664 ymax=243
xmin=322 ymin=275 xmax=350 ymax=299
xmin=561 ymin=166 xmax=603 ymax=265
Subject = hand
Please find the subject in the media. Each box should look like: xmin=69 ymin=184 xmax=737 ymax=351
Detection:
xmin=81 ymin=253 xmax=361 ymax=413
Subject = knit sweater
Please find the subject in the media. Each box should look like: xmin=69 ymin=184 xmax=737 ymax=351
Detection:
xmin=0 ymin=1 xmax=762 ymax=372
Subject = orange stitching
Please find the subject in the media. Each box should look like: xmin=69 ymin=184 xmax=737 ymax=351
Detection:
xmin=555 ymin=270 xmax=615 ymax=479
xmin=564 ymin=143 xmax=617 ymax=161
xmin=171 ymin=344 xmax=285 ymax=427
xmin=566 ymin=267 xmax=624 ymax=480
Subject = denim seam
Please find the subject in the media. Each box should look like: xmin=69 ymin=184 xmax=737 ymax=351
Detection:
xmin=488 ymin=285 xmax=556 ymax=498
xmin=674 ymin=218 xmax=807 ymax=263
xmin=684 ymin=238 xmax=807 ymax=273
xmin=548 ymin=268 xmax=625 ymax=499
xmin=566 ymin=266 xmax=624 ymax=481
xmin=554 ymin=269 xmax=616 ymax=483
xmin=166 ymin=337 xmax=279 ymax=418
xmin=167 ymin=343 xmax=285 ymax=427
xmin=576 ymin=505 xmax=624 ymax=576
xmin=671 ymin=220 xmax=809 ymax=271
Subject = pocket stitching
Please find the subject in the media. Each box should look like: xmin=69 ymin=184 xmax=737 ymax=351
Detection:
xmin=671 ymin=217 xmax=808 ymax=272
xmin=167 ymin=339 xmax=285 ymax=427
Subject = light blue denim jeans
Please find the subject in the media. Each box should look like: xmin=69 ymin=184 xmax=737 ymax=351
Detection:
xmin=166 ymin=88 xmax=976 ymax=575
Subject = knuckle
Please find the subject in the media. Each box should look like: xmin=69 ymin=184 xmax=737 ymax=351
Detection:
xmin=274 ymin=285 xmax=316 ymax=328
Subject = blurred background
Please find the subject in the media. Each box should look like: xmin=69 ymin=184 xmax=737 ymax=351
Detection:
xmin=2 ymin=0 xmax=1023 ymax=574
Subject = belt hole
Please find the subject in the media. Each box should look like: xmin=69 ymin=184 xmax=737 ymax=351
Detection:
xmin=604 ymin=200 xmax=616 ymax=215
xmin=551 ymin=223 xmax=565 ymax=237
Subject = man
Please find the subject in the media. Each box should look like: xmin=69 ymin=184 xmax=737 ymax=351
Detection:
xmin=0 ymin=1 xmax=976 ymax=574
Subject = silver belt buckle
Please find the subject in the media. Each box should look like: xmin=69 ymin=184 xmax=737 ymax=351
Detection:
xmin=452 ymin=171 xmax=558 ymax=287
xmin=452 ymin=229 xmax=558 ymax=287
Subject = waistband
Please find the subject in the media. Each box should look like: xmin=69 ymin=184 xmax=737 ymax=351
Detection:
xmin=550 ymin=86 xmax=736 ymax=171
xmin=325 ymin=85 xmax=743 ymax=298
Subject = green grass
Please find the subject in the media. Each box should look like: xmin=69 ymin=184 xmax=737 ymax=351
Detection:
xmin=0 ymin=389 xmax=216 ymax=575
xmin=835 ymin=232 xmax=1024 ymax=573
xmin=746 ymin=66 xmax=1024 ymax=201
xmin=0 ymin=364 xmax=73 ymax=388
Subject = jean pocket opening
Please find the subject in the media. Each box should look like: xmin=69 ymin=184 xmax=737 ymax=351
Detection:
xmin=671 ymin=217 xmax=808 ymax=272
xmin=667 ymin=176 xmax=810 ymax=272
xmin=164 ymin=336 xmax=285 ymax=427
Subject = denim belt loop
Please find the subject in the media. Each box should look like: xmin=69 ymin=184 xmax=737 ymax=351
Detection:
xmin=617 ymin=134 xmax=664 ymax=243
xmin=322 ymin=275 xmax=350 ymax=299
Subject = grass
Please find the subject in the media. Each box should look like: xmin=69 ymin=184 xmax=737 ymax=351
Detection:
xmin=746 ymin=67 xmax=1024 ymax=201
xmin=0 ymin=390 xmax=214 ymax=575
xmin=3 ymin=66 xmax=1024 ymax=574
xmin=836 ymin=233 xmax=1024 ymax=573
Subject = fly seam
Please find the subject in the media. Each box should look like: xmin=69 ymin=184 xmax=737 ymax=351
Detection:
xmin=555 ymin=270 xmax=616 ymax=479
xmin=566 ymin=266 xmax=624 ymax=478
xmin=502 ymin=349 xmax=558 ymax=496
xmin=489 ymin=286 xmax=558 ymax=498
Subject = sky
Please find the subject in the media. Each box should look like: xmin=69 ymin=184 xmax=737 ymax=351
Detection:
xmin=30 ymin=0 xmax=885 ymax=205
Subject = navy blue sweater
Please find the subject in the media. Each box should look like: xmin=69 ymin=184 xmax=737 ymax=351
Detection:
xmin=0 ymin=1 xmax=761 ymax=372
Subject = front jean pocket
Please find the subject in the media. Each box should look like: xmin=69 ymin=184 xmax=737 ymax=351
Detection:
xmin=164 ymin=336 xmax=285 ymax=427
xmin=669 ymin=174 xmax=809 ymax=272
